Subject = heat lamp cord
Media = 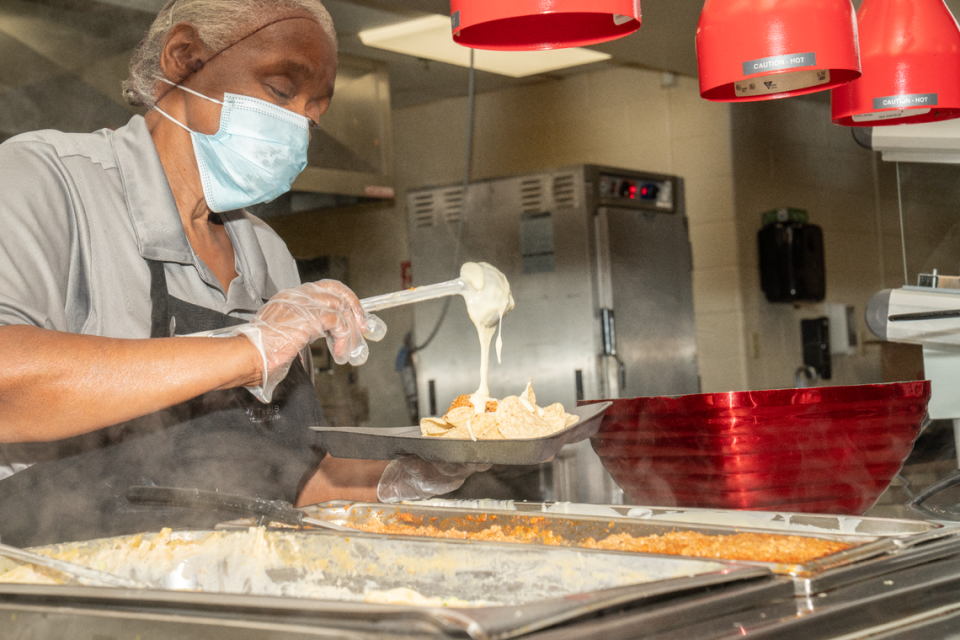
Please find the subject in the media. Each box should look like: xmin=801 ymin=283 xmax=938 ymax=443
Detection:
xmin=412 ymin=48 xmax=476 ymax=354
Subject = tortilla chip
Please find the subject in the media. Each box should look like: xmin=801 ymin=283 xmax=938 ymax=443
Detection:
xmin=444 ymin=407 xmax=476 ymax=428
xmin=421 ymin=417 xmax=454 ymax=436
xmin=520 ymin=379 xmax=536 ymax=407
xmin=471 ymin=413 xmax=500 ymax=439
xmin=494 ymin=397 xmax=551 ymax=438
xmin=542 ymin=403 xmax=578 ymax=432
xmin=445 ymin=424 xmax=473 ymax=439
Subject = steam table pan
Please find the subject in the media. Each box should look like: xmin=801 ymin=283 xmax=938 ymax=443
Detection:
xmin=210 ymin=498 xmax=960 ymax=597
xmin=285 ymin=501 xmax=960 ymax=597
xmin=312 ymin=401 xmax=610 ymax=465
xmin=398 ymin=499 xmax=960 ymax=594
xmin=292 ymin=502 xmax=895 ymax=574
xmin=0 ymin=527 xmax=770 ymax=640
xmin=417 ymin=499 xmax=945 ymax=537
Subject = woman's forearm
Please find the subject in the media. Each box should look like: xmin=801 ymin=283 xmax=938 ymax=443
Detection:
xmin=296 ymin=455 xmax=389 ymax=506
xmin=0 ymin=325 xmax=263 ymax=443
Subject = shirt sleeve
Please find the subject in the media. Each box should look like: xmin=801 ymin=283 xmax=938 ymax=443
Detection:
xmin=0 ymin=140 xmax=76 ymax=330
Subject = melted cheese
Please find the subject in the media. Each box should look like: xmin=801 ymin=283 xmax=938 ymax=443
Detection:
xmin=458 ymin=262 xmax=514 ymax=411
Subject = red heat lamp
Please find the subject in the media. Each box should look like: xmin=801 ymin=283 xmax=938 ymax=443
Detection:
xmin=697 ymin=0 xmax=861 ymax=102
xmin=832 ymin=0 xmax=960 ymax=127
xmin=450 ymin=0 xmax=641 ymax=51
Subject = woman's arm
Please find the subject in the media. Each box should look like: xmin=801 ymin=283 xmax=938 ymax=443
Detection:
xmin=295 ymin=455 xmax=389 ymax=506
xmin=0 ymin=325 xmax=262 ymax=443
xmin=0 ymin=277 xmax=384 ymax=443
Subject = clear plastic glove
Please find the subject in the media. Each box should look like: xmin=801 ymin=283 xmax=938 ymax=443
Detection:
xmin=377 ymin=456 xmax=493 ymax=503
xmin=234 ymin=280 xmax=386 ymax=403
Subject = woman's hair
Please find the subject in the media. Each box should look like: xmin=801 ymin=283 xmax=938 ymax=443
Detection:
xmin=122 ymin=0 xmax=337 ymax=108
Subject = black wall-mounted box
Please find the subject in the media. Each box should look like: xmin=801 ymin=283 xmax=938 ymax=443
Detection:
xmin=758 ymin=222 xmax=826 ymax=303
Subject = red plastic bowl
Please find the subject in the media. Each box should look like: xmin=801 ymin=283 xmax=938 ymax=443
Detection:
xmin=581 ymin=381 xmax=931 ymax=515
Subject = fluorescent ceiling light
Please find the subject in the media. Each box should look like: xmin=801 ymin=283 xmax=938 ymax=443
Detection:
xmin=359 ymin=15 xmax=611 ymax=78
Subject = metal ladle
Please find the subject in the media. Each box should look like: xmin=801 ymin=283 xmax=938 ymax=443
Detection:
xmin=125 ymin=486 xmax=355 ymax=532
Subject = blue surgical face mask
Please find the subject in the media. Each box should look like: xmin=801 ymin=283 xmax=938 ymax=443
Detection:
xmin=154 ymin=78 xmax=310 ymax=212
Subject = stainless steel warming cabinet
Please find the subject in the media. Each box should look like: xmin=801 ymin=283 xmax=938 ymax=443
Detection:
xmin=407 ymin=165 xmax=700 ymax=503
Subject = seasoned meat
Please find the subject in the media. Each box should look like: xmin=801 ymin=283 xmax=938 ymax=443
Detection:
xmin=346 ymin=514 xmax=851 ymax=565
xmin=447 ymin=394 xmax=498 ymax=413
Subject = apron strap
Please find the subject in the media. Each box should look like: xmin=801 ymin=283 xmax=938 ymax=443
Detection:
xmin=148 ymin=259 xmax=171 ymax=339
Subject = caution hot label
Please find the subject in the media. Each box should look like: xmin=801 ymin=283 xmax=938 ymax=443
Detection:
xmin=742 ymin=52 xmax=817 ymax=76
xmin=872 ymin=94 xmax=938 ymax=110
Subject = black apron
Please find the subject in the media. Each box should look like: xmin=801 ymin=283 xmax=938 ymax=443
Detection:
xmin=0 ymin=260 xmax=325 ymax=547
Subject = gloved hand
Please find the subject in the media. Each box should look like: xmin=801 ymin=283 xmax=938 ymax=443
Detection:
xmin=234 ymin=280 xmax=386 ymax=403
xmin=377 ymin=456 xmax=492 ymax=503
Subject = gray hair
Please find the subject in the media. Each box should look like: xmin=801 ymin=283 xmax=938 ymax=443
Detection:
xmin=123 ymin=0 xmax=338 ymax=108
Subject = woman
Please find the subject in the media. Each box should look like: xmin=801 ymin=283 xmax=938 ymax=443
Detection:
xmin=0 ymin=0 xmax=391 ymax=546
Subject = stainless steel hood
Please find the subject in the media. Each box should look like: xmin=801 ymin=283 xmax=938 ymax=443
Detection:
xmin=292 ymin=53 xmax=395 ymax=202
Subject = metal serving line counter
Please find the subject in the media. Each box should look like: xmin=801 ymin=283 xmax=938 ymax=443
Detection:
xmin=4 ymin=500 xmax=960 ymax=639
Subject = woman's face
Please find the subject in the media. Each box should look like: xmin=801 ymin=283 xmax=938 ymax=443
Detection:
xmin=174 ymin=15 xmax=337 ymax=134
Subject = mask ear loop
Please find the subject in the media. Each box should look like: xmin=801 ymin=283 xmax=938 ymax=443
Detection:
xmin=157 ymin=77 xmax=223 ymax=105
xmin=152 ymin=105 xmax=193 ymax=133
xmin=153 ymin=77 xmax=224 ymax=133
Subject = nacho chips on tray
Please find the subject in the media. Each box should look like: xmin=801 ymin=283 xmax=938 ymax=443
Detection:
xmin=421 ymin=380 xmax=579 ymax=441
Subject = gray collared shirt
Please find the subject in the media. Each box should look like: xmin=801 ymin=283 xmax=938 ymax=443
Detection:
xmin=0 ymin=115 xmax=302 ymax=477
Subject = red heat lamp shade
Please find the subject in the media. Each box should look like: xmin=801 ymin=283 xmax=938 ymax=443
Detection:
xmin=450 ymin=0 xmax=641 ymax=51
xmin=832 ymin=0 xmax=960 ymax=127
xmin=697 ymin=0 xmax=861 ymax=102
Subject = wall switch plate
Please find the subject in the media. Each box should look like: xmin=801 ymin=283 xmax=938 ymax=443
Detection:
xmin=801 ymin=317 xmax=832 ymax=380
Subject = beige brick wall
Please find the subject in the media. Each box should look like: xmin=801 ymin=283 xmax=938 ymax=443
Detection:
xmin=730 ymin=96 xmax=898 ymax=390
